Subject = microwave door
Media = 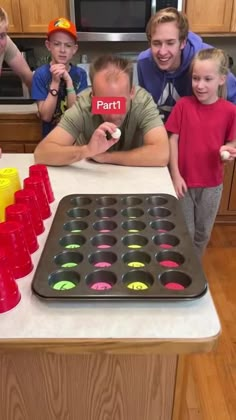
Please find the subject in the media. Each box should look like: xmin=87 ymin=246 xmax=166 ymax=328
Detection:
xmin=70 ymin=0 xmax=153 ymax=41
xmin=0 ymin=70 xmax=25 ymax=99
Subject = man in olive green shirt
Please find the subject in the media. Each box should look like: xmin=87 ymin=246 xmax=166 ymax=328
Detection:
xmin=34 ymin=55 xmax=169 ymax=167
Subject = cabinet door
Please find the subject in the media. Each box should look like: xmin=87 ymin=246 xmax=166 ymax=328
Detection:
xmin=218 ymin=161 xmax=234 ymax=214
xmin=1 ymin=0 xmax=22 ymax=32
xmin=24 ymin=143 xmax=38 ymax=153
xmin=230 ymin=0 xmax=236 ymax=32
xmin=228 ymin=162 xmax=236 ymax=211
xmin=19 ymin=0 xmax=69 ymax=33
xmin=1 ymin=143 xmax=24 ymax=153
xmin=186 ymin=0 xmax=234 ymax=33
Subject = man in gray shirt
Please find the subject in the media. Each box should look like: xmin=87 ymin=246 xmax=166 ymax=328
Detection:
xmin=34 ymin=55 xmax=169 ymax=167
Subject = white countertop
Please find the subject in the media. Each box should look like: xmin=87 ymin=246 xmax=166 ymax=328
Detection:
xmin=0 ymin=154 xmax=221 ymax=341
xmin=0 ymin=103 xmax=38 ymax=114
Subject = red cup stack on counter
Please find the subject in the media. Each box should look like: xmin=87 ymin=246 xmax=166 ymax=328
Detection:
xmin=29 ymin=164 xmax=55 ymax=203
xmin=5 ymin=203 xmax=39 ymax=254
xmin=15 ymin=189 xmax=45 ymax=235
xmin=0 ymin=164 xmax=54 ymax=313
xmin=0 ymin=247 xmax=21 ymax=314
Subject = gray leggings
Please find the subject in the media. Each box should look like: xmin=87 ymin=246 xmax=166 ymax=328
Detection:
xmin=180 ymin=185 xmax=223 ymax=259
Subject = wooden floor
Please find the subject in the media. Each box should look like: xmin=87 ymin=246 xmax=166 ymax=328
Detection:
xmin=178 ymin=224 xmax=236 ymax=420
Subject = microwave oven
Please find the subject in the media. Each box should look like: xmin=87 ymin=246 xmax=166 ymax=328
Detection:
xmin=0 ymin=68 xmax=30 ymax=102
xmin=70 ymin=0 xmax=184 ymax=41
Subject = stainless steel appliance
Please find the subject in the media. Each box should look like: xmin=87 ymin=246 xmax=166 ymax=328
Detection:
xmin=0 ymin=68 xmax=30 ymax=99
xmin=70 ymin=0 xmax=183 ymax=41
xmin=0 ymin=53 xmax=32 ymax=104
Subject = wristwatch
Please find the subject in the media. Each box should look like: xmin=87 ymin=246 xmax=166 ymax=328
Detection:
xmin=49 ymin=88 xmax=59 ymax=97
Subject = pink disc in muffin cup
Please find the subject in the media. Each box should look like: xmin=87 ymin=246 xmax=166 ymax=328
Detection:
xmin=91 ymin=282 xmax=112 ymax=290
xmin=160 ymin=243 xmax=173 ymax=249
xmin=159 ymin=260 xmax=179 ymax=268
xmin=165 ymin=282 xmax=184 ymax=290
xmin=97 ymin=244 xmax=111 ymax=249
xmin=94 ymin=261 xmax=111 ymax=268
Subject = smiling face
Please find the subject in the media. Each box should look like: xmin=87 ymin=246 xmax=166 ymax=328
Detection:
xmin=192 ymin=59 xmax=226 ymax=104
xmin=45 ymin=31 xmax=78 ymax=66
xmin=150 ymin=21 xmax=186 ymax=72
xmin=92 ymin=67 xmax=135 ymax=126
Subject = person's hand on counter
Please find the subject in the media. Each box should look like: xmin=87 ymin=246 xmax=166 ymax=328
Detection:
xmin=34 ymin=124 xmax=119 ymax=166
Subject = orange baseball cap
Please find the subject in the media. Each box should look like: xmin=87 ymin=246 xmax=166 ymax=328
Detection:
xmin=47 ymin=17 xmax=77 ymax=41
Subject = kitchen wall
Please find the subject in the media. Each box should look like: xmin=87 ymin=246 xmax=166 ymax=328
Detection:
xmin=14 ymin=36 xmax=236 ymax=74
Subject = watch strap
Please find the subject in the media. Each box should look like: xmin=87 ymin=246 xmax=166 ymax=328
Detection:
xmin=49 ymin=88 xmax=59 ymax=96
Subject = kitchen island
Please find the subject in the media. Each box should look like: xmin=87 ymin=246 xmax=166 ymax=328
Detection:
xmin=0 ymin=154 xmax=221 ymax=420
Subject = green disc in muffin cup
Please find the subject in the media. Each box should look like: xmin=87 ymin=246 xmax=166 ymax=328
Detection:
xmin=61 ymin=262 xmax=78 ymax=268
xmin=53 ymin=280 xmax=76 ymax=290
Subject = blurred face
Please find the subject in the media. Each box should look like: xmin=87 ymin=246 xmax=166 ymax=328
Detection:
xmin=192 ymin=59 xmax=226 ymax=104
xmin=45 ymin=32 xmax=78 ymax=65
xmin=92 ymin=68 xmax=135 ymax=126
xmin=0 ymin=23 xmax=8 ymax=56
xmin=150 ymin=22 xmax=186 ymax=72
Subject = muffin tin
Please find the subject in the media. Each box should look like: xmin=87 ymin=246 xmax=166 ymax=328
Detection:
xmin=32 ymin=194 xmax=208 ymax=301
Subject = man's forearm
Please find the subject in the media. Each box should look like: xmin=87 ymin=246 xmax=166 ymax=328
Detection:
xmin=95 ymin=145 xmax=169 ymax=167
xmin=34 ymin=143 xmax=90 ymax=166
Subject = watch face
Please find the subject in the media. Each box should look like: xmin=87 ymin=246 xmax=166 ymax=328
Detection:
xmin=50 ymin=89 xmax=58 ymax=96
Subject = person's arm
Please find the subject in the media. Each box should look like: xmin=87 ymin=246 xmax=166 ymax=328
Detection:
xmin=137 ymin=61 xmax=144 ymax=88
xmin=36 ymin=88 xmax=59 ymax=122
xmin=226 ymin=72 xmax=236 ymax=104
xmin=169 ymin=133 xmax=180 ymax=178
xmin=34 ymin=122 xmax=119 ymax=166
xmin=220 ymin=139 xmax=236 ymax=160
xmin=92 ymin=125 xmax=169 ymax=167
xmin=36 ymin=64 xmax=65 ymax=122
xmin=219 ymin=107 xmax=236 ymax=159
xmin=169 ymin=133 xmax=187 ymax=198
xmin=63 ymin=68 xmax=77 ymax=109
xmin=8 ymin=50 xmax=33 ymax=89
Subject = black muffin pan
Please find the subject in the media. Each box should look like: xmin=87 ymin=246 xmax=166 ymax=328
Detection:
xmin=32 ymin=194 xmax=208 ymax=301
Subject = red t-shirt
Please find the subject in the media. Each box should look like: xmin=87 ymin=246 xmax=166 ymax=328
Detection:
xmin=165 ymin=96 xmax=236 ymax=187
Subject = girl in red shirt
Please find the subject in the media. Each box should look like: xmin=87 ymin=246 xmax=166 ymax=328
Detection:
xmin=166 ymin=48 xmax=236 ymax=259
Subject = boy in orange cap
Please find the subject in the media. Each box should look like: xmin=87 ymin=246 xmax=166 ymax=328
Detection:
xmin=32 ymin=17 xmax=88 ymax=137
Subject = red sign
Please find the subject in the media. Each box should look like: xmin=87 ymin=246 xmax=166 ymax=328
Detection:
xmin=92 ymin=97 xmax=126 ymax=114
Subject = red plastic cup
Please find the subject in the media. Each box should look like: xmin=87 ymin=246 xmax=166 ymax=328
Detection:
xmin=24 ymin=176 xmax=51 ymax=220
xmin=29 ymin=164 xmax=55 ymax=203
xmin=5 ymin=203 xmax=39 ymax=254
xmin=0 ymin=247 xmax=21 ymax=313
xmin=14 ymin=188 xmax=45 ymax=235
xmin=0 ymin=221 xmax=33 ymax=279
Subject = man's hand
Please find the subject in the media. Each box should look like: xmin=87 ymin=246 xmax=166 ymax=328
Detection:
xmin=87 ymin=122 xmax=120 ymax=157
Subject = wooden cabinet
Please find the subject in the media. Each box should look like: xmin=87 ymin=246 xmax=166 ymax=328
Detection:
xmin=231 ymin=1 xmax=236 ymax=31
xmin=1 ymin=0 xmax=22 ymax=32
xmin=3 ymin=0 xmax=69 ymax=34
xmin=217 ymin=161 xmax=236 ymax=222
xmin=0 ymin=113 xmax=42 ymax=153
xmin=185 ymin=0 xmax=236 ymax=33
